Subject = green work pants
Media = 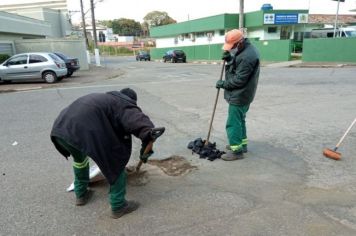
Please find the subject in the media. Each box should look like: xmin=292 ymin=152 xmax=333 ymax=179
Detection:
xmin=54 ymin=137 xmax=127 ymax=210
xmin=55 ymin=137 xmax=89 ymax=198
xmin=226 ymin=104 xmax=250 ymax=152
xmin=109 ymin=171 xmax=127 ymax=211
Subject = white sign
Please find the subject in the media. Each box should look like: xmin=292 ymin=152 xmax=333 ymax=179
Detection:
xmin=298 ymin=14 xmax=309 ymax=23
xmin=264 ymin=13 xmax=275 ymax=24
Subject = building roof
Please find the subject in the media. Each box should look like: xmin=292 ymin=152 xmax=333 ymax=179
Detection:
xmin=0 ymin=0 xmax=67 ymax=11
xmin=0 ymin=11 xmax=51 ymax=36
xmin=150 ymin=10 xmax=309 ymax=38
xmin=309 ymin=14 xmax=356 ymax=24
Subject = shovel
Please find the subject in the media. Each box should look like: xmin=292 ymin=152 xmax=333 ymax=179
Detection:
xmin=135 ymin=127 xmax=166 ymax=172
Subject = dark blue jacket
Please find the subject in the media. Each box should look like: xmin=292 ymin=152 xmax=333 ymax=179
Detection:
xmin=51 ymin=91 xmax=154 ymax=184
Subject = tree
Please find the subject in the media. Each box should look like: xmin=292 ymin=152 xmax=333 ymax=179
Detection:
xmin=141 ymin=22 xmax=149 ymax=37
xmin=100 ymin=18 xmax=142 ymax=36
xmin=99 ymin=20 xmax=113 ymax=28
xmin=143 ymin=11 xmax=176 ymax=28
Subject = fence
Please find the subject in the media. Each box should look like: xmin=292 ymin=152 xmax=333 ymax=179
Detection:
xmin=302 ymin=38 xmax=356 ymax=63
xmin=150 ymin=39 xmax=292 ymax=62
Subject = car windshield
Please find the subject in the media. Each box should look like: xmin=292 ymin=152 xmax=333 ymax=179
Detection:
xmin=345 ymin=30 xmax=356 ymax=37
xmin=54 ymin=52 xmax=67 ymax=59
xmin=49 ymin=53 xmax=62 ymax=61
xmin=174 ymin=50 xmax=184 ymax=54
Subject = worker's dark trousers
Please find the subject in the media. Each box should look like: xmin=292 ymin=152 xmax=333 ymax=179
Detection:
xmin=226 ymin=104 xmax=250 ymax=152
xmin=54 ymin=138 xmax=126 ymax=210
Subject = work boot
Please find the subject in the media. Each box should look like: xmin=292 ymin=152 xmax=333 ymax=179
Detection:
xmin=221 ymin=150 xmax=244 ymax=161
xmin=76 ymin=189 xmax=94 ymax=206
xmin=111 ymin=200 xmax=140 ymax=219
xmin=226 ymin=145 xmax=248 ymax=153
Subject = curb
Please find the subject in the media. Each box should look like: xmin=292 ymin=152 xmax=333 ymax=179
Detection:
xmin=0 ymin=86 xmax=43 ymax=94
xmin=289 ymin=63 xmax=356 ymax=68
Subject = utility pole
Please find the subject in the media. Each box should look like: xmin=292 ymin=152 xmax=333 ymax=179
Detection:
xmin=80 ymin=0 xmax=89 ymax=48
xmin=90 ymin=0 xmax=98 ymax=48
xmin=90 ymin=0 xmax=100 ymax=66
xmin=333 ymin=0 xmax=341 ymax=38
xmin=239 ymin=0 xmax=244 ymax=29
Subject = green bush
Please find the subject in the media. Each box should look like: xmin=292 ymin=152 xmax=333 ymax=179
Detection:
xmin=99 ymin=45 xmax=133 ymax=56
xmin=0 ymin=54 xmax=10 ymax=64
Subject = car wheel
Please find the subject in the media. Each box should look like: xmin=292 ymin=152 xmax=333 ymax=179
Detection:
xmin=163 ymin=58 xmax=167 ymax=63
xmin=183 ymin=59 xmax=187 ymax=63
xmin=136 ymin=58 xmax=139 ymax=61
xmin=42 ymin=71 xmax=57 ymax=83
xmin=67 ymin=71 xmax=73 ymax=77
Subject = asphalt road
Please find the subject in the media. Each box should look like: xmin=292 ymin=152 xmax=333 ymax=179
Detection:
xmin=1 ymin=57 xmax=356 ymax=235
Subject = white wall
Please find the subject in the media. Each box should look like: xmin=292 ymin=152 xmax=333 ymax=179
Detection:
xmin=15 ymin=39 xmax=89 ymax=70
xmin=156 ymin=30 xmax=225 ymax=48
xmin=247 ymin=28 xmax=265 ymax=39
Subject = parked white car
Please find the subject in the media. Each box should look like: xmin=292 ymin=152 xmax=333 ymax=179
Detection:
xmin=0 ymin=52 xmax=67 ymax=83
xmin=310 ymin=27 xmax=356 ymax=38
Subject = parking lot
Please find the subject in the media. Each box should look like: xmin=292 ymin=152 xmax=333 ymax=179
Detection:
xmin=1 ymin=57 xmax=356 ymax=235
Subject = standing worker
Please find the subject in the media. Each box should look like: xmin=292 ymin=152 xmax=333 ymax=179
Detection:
xmin=216 ymin=29 xmax=260 ymax=161
xmin=50 ymin=88 xmax=159 ymax=218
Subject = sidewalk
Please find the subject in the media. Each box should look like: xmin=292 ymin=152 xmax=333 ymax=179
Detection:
xmin=186 ymin=59 xmax=356 ymax=68
xmin=0 ymin=65 xmax=124 ymax=93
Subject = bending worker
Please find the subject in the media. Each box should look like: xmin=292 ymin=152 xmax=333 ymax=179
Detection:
xmin=216 ymin=29 xmax=260 ymax=161
xmin=50 ymin=88 xmax=157 ymax=218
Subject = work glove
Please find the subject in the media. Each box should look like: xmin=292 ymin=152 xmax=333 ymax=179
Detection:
xmin=140 ymin=142 xmax=154 ymax=163
xmin=216 ymin=80 xmax=225 ymax=89
xmin=221 ymin=51 xmax=232 ymax=61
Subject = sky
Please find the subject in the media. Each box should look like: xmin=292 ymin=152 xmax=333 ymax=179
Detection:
xmin=2 ymin=0 xmax=356 ymax=23
xmin=68 ymin=0 xmax=356 ymax=23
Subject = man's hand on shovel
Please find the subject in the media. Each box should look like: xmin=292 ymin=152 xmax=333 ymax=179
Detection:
xmin=135 ymin=127 xmax=165 ymax=172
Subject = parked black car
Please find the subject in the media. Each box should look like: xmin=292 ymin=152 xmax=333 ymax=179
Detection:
xmin=136 ymin=51 xmax=151 ymax=61
xmin=163 ymin=50 xmax=186 ymax=63
xmin=53 ymin=52 xmax=80 ymax=77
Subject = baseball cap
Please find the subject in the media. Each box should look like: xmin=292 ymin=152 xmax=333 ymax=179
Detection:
xmin=222 ymin=29 xmax=244 ymax=51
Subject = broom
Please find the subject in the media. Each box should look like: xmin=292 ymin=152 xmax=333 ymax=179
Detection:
xmin=323 ymin=117 xmax=356 ymax=160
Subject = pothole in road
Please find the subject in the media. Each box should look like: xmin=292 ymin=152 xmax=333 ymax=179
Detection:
xmin=148 ymin=155 xmax=198 ymax=176
xmin=126 ymin=155 xmax=197 ymax=186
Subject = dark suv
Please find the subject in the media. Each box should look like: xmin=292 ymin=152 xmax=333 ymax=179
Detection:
xmin=136 ymin=51 xmax=151 ymax=61
xmin=163 ymin=50 xmax=186 ymax=63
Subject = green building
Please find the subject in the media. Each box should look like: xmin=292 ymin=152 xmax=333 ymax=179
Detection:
xmin=150 ymin=9 xmax=310 ymax=62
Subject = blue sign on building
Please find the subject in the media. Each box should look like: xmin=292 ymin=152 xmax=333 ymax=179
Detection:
xmin=274 ymin=14 xmax=298 ymax=24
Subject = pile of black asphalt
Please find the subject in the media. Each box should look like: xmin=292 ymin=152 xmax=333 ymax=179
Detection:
xmin=187 ymin=138 xmax=225 ymax=161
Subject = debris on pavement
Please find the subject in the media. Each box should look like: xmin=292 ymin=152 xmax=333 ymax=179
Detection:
xmin=187 ymin=138 xmax=225 ymax=161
